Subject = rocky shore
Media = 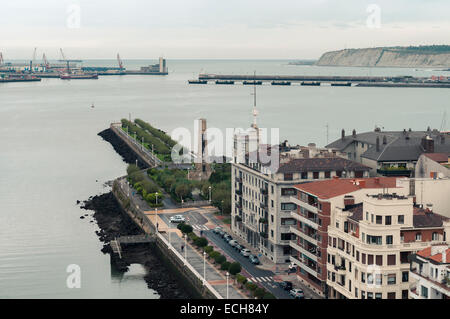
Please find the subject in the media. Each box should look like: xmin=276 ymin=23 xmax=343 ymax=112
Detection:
xmin=81 ymin=189 xmax=195 ymax=299
xmin=98 ymin=128 xmax=147 ymax=169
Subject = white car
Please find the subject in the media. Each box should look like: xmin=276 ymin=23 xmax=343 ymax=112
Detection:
xmin=240 ymin=248 xmax=251 ymax=257
xmin=170 ymin=215 xmax=186 ymax=223
xmin=290 ymin=288 xmax=305 ymax=299
xmin=228 ymin=240 xmax=238 ymax=247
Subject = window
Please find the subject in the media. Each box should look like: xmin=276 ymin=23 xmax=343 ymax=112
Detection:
xmin=301 ymin=172 xmax=308 ymax=179
xmin=284 ymin=173 xmax=293 ymax=181
xmin=402 ymin=290 xmax=408 ymax=299
xmin=271 ymin=230 xmax=274 ymax=238
xmin=361 ymin=272 xmax=365 ymax=283
xmin=271 ymin=185 xmax=274 ymax=194
xmin=271 ymin=215 xmax=274 ymax=223
xmin=387 ymin=292 xmax=396 ymax=299
xmin=355 ymin=288 xmax=358 ymax=298
xmin=362 ymin=253 xmax=366 ymax=264
xmin=280 ymin=233 xmax=292 ymax=241
xmin=325 ymin=171 xmax=331 ymax=178
xmin=398 ymin=215 xmax=404 ymax=224
xmin=361 ymin=291 xmax=365 ymax=299
xmin=356 ymin=251 xmax=360 ymax=262
xmin=367 ymin=273 xmax=373 ymax=285
xmin=387 ymin=254 xmax=396 ymax=266
xmin=375 ymin=274 xmax=382 ymax=285
xmin=313 ymin=172 xmax=319 ymax=179
xmin=368 ymin=254 xmax=374 ymax=265
xmin=432 ymin=232 xmax=439 ymax=241
xmin=421 ymin=286 xmax=428 ymax=298
xmin=375 ymin=293 xmax=382 ymax=299
xmin=281 ymin=188 xmax=296 ymax=196
xmin=416 ymin=233 xmax=422 ymax=241
xmin=385 ymin=215 xmax=392 ymax=225
xmin=386 ymin=235 xmax=393 ymax=245
xmin=281 ymin=203 xmax=296 ymax=211
xmin=367 ymin=235 xmax=382 ymax=245
xmin=376 ymin=255 xmax=383 ymax=266
xmin=376 ymin=215 xmax=382 ymax=224
xmin=366 ymin=212 xmax=369 ymax=220
xmin=271 ymin=200 xmax=274 ymax=207
xmin=367 ymin=292 xmax=373 ymax=299
xmin=402 ymin=271 xmax=409 ymax=282
xmin=371 ymin=214 xmax=374 ymax=223
xmin=388 ymin=274 xmax=396 ymax=285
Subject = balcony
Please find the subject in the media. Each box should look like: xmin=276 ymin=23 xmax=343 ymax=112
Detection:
xmin=290 ymin=211 xmax=319 ymax=230
xmin=235 ymin=176 xmax=242 ymax=183
xmin=289 ymin=256 xmax=318 ymax=277
xmin=260 ymin=231 xmax=268 ymax=239
xmin=334 ymin=265 xmax=346 ymax=274
xmin=289 ymin=226 xmax=318 ymax=244
xmin=377 ymin=168 xmax=412 ymax=177
xmin=260 ymin=201 xmax=268 ymax=209
xmin=235 ymin=189 xmax=242 ymax=195
xmin=260 ymin=187 xmax=268 ymax=195
xmin=289 ymin=240 xmax=317 ymax=262
xmin=289 ymin=196 xmax=318 ymax=213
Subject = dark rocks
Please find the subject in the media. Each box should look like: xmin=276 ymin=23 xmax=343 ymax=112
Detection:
xmin=98 ymin=128 xmax=146 ymax=168
xmin=81 ymin=191 xmax=194 ymax=299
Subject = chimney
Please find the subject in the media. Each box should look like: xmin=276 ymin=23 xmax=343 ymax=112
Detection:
xmin=421 ymin=135 xmax=435 ymax=153
xmin=403 ymin=129 xmax=407 ymax=135
xmin=441 ymin=135 xmax=445 ymax=144
xmin=383 ymin=136 xmax=387 ymax=145
xmin=341 ymin=129 xmax=345 ymax=141
xmin=376 ymin=136 xmax=380 ymax=151
xmin=352 ymin=129 xmax=356 ymax=138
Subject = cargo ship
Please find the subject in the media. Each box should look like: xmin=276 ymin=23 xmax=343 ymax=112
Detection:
xmin=243 ymin=80 xmax=262 ymax=85
xmin=188 ymin=79 xmax=207 ymax=84
xmin=331 ymin=82 xmax=351 ymax=87
xmin=60 ymin=72 xmax=98 ymax=80
xmin=301 ymin=81 xmax=321 ymax=86
xmin=215 ymin=80 xmax=234 ymax=85
xmin=271 ymin=81 xmax=291 ymax=85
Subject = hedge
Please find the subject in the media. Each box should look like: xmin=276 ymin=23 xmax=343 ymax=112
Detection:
xmin=214 ymin=254 xmax=226 ymax=265
xmin=194 ymin=237 xmax=208 ymax=248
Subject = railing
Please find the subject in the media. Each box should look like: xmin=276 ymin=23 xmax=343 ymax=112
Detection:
xmin=156 ymin=232 xmax=223 ymax=299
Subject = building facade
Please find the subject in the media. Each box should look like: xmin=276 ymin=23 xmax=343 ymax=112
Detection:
xmin=409 ymin=245 xmax=450 ymax=299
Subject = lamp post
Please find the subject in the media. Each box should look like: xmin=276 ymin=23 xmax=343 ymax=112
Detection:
xmin=226 ymin=272 xmax=229 ymax=299
xmin=184 ymin=234 xmax=187 ymax=264
xmin=142 ymin=137 xmax=144 ymax=150
xmin=221 ymin=200 xmax=224 ymax=215
xmin=155 ymin=192 xmax=158 ymax=205
xmin=208 ymin=186 xmax=212 ymax=203
xmin=203 ymin=251 xmax=206 ymax=286
xmin=155 ymin=208 xmax=158 ymax=232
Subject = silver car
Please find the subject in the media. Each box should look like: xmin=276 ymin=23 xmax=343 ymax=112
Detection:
xmin=170 ymin=215 xmax=186 ymax=223
xmin=240 ymin=248 xmax=251 ymax=257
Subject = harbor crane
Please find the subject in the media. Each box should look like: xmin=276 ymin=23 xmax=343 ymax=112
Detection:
xmin=0 ymin=52 xmax=4 ymax=66
xmin=58 ymin=48 xmax=82 ymax=74
xmin=42 ymin=53 xmax=50 ymax=70
xmin=117 ymin=53 xmax=124 ymax=70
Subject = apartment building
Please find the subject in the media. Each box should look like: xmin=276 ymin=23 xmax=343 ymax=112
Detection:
xmin=290 ymin=177 xmax=407 ymax=296
xmin=409 ymin=245 xmax=450 ymax=299
xmin=326 ymin=128 xmax=450 ymax=177
xmin=231 ymin=141 xmax=370 ymax=264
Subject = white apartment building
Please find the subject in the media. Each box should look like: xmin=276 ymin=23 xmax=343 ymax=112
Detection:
xmin=231 ymin=138 xmax=371 ymax=264
xmin=409 ymin=245 xmax=450 ymax=299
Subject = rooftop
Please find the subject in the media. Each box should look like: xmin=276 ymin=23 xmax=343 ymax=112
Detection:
xmin=277 ymin=157 xmax=370 ymax=174
xmin=413 ymin=207 xmax=449 ymax=228
xmin=326 ymin=129 xmax=450 ymax=162
xmin=423 ymin=152 xmax=450 ymax=163
xmin=293 ymin=177 xmax=398 ymax=199
xmin=417 ymin=246 xmax=450 ymax=264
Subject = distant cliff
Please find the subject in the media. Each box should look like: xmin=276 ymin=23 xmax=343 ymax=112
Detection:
xmin=316 ymin=45 xmax=450 ymax=68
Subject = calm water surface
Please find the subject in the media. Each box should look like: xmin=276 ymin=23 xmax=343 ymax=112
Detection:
xmin=0 ymin=59 xmax=449 ymax=298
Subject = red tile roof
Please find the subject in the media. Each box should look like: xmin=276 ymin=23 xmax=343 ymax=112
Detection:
xmin=417 ymin=246 xmax=450 ymax=264
xmin=424 ymin=153 xmax=450 ymax=163
xmin=293 ymin=177 xmax=399 ymax=199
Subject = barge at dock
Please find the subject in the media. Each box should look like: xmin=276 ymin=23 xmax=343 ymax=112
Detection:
xmin=271 ymin=81 xmax=291 ymax=85
xmin=301 ymin=81 xmax=320 ymax=86
xmin=188 ymin=79 xmax=207 ymax=84
xmin=243 ymin=80 xmax=262 ymax=85
xmin=215 ymin=80 xmax=234 ymax=85
xmin=0 ymin=74 xmax=41 ymax=83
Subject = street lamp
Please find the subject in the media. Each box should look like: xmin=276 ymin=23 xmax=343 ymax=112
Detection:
xmin=203 ymin=251 xmax=206 ymax=286
xmin=208 ymin=186 xmax=212 ymax=203
xmin=226 ymin=272 xmax=229 ymax=299
xmin=155 ymin=208 xmax=158 ymax=232
xmin=221 ymin=200 xmax=224 ymax=215
xmin=142 ymin=137 xmax=144 ymax=150
xmin=184 ymin=234 xmax=187 ymax=264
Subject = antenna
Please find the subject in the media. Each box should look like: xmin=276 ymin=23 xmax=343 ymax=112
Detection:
xmin=250 ymin=71 xmax=258 ymax=129
xmin=440 ymin=110 xmax=447 ymax=132
xmin=326 ymin=123 xmax=329 ymax=145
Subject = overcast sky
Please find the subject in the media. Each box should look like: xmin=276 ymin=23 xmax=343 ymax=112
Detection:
xmin=1 ymin=0 xmax=449 ymax=59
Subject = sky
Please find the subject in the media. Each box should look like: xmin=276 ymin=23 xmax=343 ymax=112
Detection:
xmin=0 ymin=0 xmax=449 ymax=59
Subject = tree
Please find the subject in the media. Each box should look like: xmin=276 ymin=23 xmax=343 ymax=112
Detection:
xmin=220 ymin=261 xmax=231 ymax=271
xmin=214 ymin=254 xmax=226 ymax=265
xmin=175 ymin=183 xmax=190 ymax=200
xmin=194 ymin=237 xmax=208 ymax=248
xmin=180 ymin=224 xmax=193 ymax=234
xmin=228 ymin=262 xmax=241 ymax=275
xmin=254 ymin=288 xmax=266 ymax=299
xmin=127 ymin=164 xmax=140 ymax=176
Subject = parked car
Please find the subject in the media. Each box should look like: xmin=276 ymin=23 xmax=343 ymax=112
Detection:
xmin=279 ymin=281 xmax=293 ymax=291
xmin=249 ymin=255 xmax=260 ymax=265
xmin=212 ymin=226 xmax=222 ymax=234
xmin=288 ymin=262 xmax=297 ymax=273
xmin=217 ymin=229 xmax=225 ymax=236
xmin=223 ymin=234 xmax=232 ymax=241
xmin=235 ymin=244 xmax=244 ymax=251
xmin=290 ymin=288 xmax=305 ymax=299
xmin=221 ymin=232 xmax=229 ymax=238
xmin=170 ymin=215 xmax=186 ymax=223
xmin=228 ymin=240 xmax=238 ymax=247
xmin=240 ymin=249 xmax=251 ymax=257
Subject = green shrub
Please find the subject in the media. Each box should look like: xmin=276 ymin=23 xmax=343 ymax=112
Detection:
xmin=221 ymin=261 xmax=231 ymax=270
xmin=214 ymin=254 xmax=226 ymax=265
xmin=228 ymin=262 xmax=241 ymax=275
xmin=236 ymin=274 xmax=247 ymax=285
xmin=245 ymin=282 xmax=257 ymax=291
xmin=194 ymin=237 xmax=208 ymax=248
xmin=204 ymin=246 xmax=213 ymax=254
xmin=254 ymin=287 xmax=266 ymax=299
xmin=176 ymin=222 xmax=185 ymax=230
xmin=181 ymin=224 xmax=193 ymax=234
xmin=187 ymin=232 xmax=198 ymax=242
xmin=209 ymin=251 xmax=220 ymax=259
